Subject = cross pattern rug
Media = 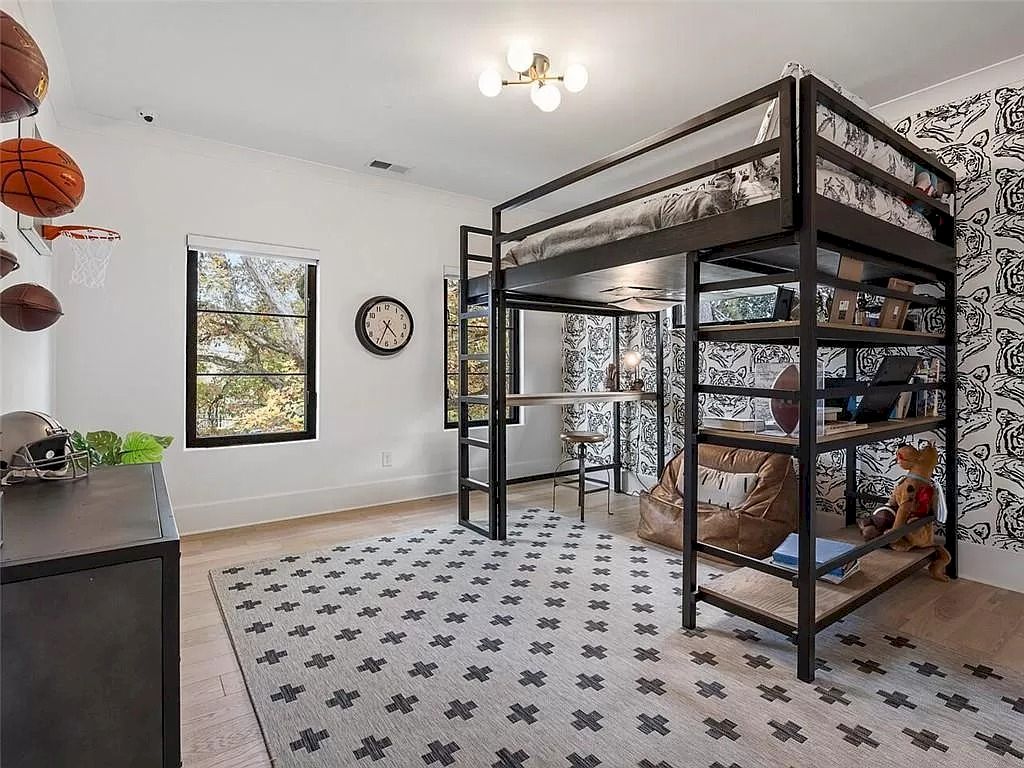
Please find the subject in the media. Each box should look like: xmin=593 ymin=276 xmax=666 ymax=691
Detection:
xmin=210 ymin=509 xmax=1023 ymax=767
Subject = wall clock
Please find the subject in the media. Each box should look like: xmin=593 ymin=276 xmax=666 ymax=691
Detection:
xmin=355 ymin=296 xmax=414 ymax=356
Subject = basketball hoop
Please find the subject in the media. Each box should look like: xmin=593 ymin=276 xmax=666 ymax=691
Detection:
xmin=42 ymin=225 xmax=120 ymax=288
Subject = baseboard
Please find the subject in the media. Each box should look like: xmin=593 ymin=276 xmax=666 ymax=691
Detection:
xmin=174 ymin=459 xmax=554 ymax=535
xmin=956 ymin=540 xmax=1024 ymax=592
xmin=622 ymin=472 xmax=657 ymax=494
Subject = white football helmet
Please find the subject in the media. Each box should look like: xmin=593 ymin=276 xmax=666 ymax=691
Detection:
xmin=0 ymin=410 xmax=90 ymax=484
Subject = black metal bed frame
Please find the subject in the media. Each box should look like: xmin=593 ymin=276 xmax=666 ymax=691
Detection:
xmin=456 ymin=74 xmax=957 ymax=682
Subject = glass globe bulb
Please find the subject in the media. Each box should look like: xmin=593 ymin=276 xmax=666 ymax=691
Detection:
xmin=506 ymin=42 xmax=534 ymax=73
xmin=530 ymin=81 xmax=561 ymax=112
xmin=622 ymin=349 xmax=641 ymax=370
xmin=478 ymin=69 xmax=503 ymax=98
xmin=563 ymin=63 xmax=588 ymax=93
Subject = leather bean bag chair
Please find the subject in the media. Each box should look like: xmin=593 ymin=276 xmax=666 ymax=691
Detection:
xmin=638 ymin=444 xmax=797 ymax=559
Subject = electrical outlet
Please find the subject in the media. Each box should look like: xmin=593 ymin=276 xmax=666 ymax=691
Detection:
xmin=381 ymin=451 xmax=392 ymax=468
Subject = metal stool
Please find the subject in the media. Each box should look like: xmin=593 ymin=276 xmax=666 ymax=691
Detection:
xmin=552 ymin=431 xmax=611 ymax=521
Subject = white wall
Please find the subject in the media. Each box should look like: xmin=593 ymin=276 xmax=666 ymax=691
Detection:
xmin=0 ymin=0 xmax=58 ymax=418
xmin=872 ymin=53 xmax=1024 ymax=123
xmin=48 ymin=116 xmax=563 ymax=533
xmin=871 ymin=54 xmax=1024 ymax=594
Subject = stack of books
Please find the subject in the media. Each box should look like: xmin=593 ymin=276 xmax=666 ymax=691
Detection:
xmin=822 ymin=421 xmax=869 ymax=436
xmin=770 ymin=533 xmax=861 ymax=584
xmin=702 ymin=417 xmax=765 ymax=433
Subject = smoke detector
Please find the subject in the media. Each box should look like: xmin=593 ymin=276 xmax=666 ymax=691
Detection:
xmin=367 ymin=159 xmax=410 ymax=175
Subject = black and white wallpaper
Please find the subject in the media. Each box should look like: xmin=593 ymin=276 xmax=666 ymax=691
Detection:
xmin=562 ymin=314 xmax=850 ymax=516
xmin=895 ymin=80 xmax=1024 ymax=552
xmin=561 ymin=78 xmax=1024 ymax=551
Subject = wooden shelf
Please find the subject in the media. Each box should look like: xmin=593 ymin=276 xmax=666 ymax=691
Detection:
xmin=698 ymin=320 xmax=945 ymax=347
xmin=700 ymin=415 xmax=945 ymax=452
xmin=701 ymin=529 xmax=936 ymax=631
xmin=507 ymin=391 xmax=658 ymax=407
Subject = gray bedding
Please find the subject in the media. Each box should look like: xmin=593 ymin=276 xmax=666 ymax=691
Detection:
xmin=503 ymin=171 xmax=776 ymax=267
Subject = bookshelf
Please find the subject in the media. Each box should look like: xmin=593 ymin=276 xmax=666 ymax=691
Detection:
xmin=680 ymin=204 xmax=958 ymax=682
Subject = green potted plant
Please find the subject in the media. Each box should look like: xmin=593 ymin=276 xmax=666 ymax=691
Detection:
xmin=70 ymin=430 xmax=173 ymax=466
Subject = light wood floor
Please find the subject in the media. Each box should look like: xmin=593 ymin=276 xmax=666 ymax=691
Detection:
xmin=180 ymin=482 xmax=1024 ymax=767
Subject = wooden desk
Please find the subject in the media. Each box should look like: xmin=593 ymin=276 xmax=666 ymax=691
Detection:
xmin=508 ymin=391 xmax=658 ymax=407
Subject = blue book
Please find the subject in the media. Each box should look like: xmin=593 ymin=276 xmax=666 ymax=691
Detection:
xmin=771 ymin=534 xmax=857 ymax=580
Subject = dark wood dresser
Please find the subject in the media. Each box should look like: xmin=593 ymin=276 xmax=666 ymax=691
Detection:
xmin=1 ymin=463 xmax=180 ymax=768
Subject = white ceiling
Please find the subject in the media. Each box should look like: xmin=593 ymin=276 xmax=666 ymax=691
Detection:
xmin=52 ymin=1 xmax=1024 ymax=205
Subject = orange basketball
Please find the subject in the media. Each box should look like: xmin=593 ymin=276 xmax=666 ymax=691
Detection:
xmin=0 ymin=138 xmax=85 ymax=218
xmin=0 ymin=11 xmax=49 ymax=122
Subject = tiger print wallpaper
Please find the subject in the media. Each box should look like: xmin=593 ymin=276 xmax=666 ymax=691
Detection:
xmin=895 ymin=80 xmax=1024 ymax=552
xmin=561 ymin=78 xmax=1024 ymax=552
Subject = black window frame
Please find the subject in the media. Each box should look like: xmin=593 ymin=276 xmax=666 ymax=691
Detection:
xmin=186 ymin=248 xmax=318 ymax=448
xmin=443 ymin=277 xmax=520 ymax=429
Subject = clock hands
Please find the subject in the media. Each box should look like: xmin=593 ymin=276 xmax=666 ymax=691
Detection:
xmin=382 ymin=319 xmax=399 ymax=343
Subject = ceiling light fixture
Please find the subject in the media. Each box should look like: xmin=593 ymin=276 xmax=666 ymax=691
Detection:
xmin=478 ymin=45 xmax=587 ymax=112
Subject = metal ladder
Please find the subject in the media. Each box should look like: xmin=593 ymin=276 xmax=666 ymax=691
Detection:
xmin=456 ymin=225 xmax=507 ymax=540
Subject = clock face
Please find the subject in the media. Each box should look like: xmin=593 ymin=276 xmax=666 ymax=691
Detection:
xmin=356 ymin=296 xmax=414 ymax=356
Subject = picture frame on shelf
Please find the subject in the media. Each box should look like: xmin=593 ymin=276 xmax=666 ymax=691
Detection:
xmin=879 ymin=277 xmax=915 ymax=329
xmin=828 ymin=256 xmax=863 ymax=324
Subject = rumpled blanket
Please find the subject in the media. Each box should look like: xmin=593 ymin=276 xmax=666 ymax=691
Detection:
xmin=502 ymin=171 xmax=776 ymax=267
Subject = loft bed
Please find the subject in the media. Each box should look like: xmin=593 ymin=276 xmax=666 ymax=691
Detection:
xmin=456 ymin=73 xmax=957 ymax=682
xmin=465 ymin=77 xmax=952 ymax=310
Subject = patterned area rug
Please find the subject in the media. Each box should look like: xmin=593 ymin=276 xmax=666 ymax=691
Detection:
xmin=211 ymin=509 xmax=1023 ymax=767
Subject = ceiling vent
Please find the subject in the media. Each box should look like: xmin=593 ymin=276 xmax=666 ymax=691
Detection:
xmin=367 ymin=159 xmax=410 ymax=175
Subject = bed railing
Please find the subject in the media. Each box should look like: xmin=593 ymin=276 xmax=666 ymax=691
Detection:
xmin=811 ymin=77 xmax=955 ymax=189
xmin=803 ymin=75 xmax=956 ymax=248
xmin=494 ymin=76 xmax=798 ymax=241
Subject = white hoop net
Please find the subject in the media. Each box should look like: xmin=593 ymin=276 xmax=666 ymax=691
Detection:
xmin=51 ymin=228 xmax=120 ymax=288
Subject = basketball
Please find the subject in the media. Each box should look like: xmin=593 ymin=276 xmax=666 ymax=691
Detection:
xmin=0 ymin=282 xmax=62 ymax=331
xmin=0 ymin=248 xmax=19 ymax=278
xmin=0 ymin=11 xmax=49 ymax=123
xmin=0 ymin=138 xmax=85 ymax=218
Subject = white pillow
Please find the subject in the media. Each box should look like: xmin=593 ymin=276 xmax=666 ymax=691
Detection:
xmin=676 ymin=467 xmax=759 ymax=510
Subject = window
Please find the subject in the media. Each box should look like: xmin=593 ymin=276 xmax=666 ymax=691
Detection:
xmin=671 ymin=291 xmax=779 ymax=327
xmin=443 ymin=276 xmax=520 ymax=429
xmin=186 ymin=241 xmax=317 ymax=447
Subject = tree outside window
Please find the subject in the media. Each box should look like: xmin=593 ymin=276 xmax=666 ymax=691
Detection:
xmin=186 ymin=248 xmax=317 ymax=447
xmin=444 ymin=277 xmax=519 ymax=428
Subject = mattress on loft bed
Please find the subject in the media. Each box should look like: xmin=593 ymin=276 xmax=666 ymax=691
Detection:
xmin=502 ymin=163 xmax=935 ymax=268
xmin=503 ymin=62 xmax=943 ymax=269
xmin=501 ymin=171 xmax=778 ymax=268
xmin=502 ymin=165 xmax=935 ymax=267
